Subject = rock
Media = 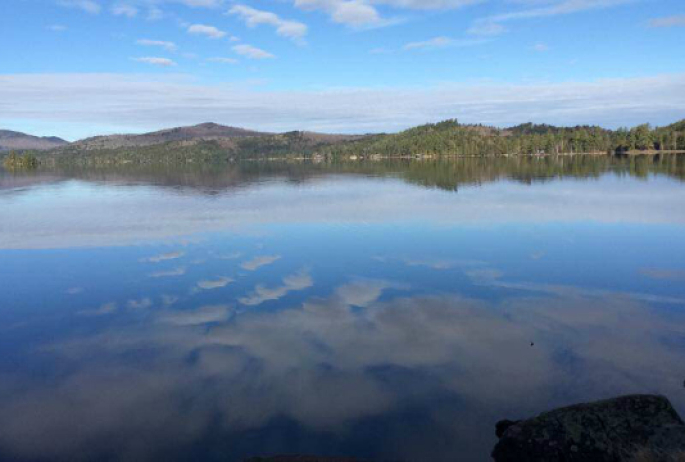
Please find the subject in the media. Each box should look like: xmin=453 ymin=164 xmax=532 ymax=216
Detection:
xmin=244 ymin=457 xmax=366 ymax=462
xmin=496 ymin=420 xmax=521 ymax=439
xmin=492 ymin=395 xmax=685 ymax=462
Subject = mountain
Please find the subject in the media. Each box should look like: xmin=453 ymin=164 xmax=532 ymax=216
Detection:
xmin=71 ymin=123 xmax=270 ymax=150
xmin=0 ymin=130 xmax=69 ymax=151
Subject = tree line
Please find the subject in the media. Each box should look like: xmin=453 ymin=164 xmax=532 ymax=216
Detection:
xmin=4 ymin=119 xmax=684 ymax=167
xmin=317 ymin=119 xmax=685 ymax=158
xmin=2 ymin=152 xmax=39 ymax=170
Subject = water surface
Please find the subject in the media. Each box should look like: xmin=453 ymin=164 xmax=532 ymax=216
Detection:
xmin=1 ymin=156 xmax=685 ymax=461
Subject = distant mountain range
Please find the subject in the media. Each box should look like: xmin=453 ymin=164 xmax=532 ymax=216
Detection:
xmin=0 ymin=123 xmax=364 ymax=152
xmin=0 ymin=130 xmax=69 ymax=151
xmin=71 ymin=123 xmax=270 ymax=150
xmin=2 ymin=119 xmax=684 ymax=164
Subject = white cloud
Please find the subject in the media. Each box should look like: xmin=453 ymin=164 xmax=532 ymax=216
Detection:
xmin=376 ymin=0 xmax=481 ymax=7
xmin=232 ymin=44 xmax=275 ymax=59
xmin=490 ymin=0 xmax=637 ymax=22
xmin=2 ymin=73 xmax=685 ymax=139
xmin=295 ymin=0 xmax=381 ymax=27
xmin=369 ymin=47 xmax=392 ymax=54
xmin=649 ymin=15 xmax=685 ymax=28
xmin=133 ymin=57 xmax=177 ymax=67
xmin=197 ymin=277 xmax=234 ymax=290
xmin=187 ymin=24 xmax=226 ymax=38
xmin=147 ymin=7 xmax=164 ymax=20
xmin=403 ymin=36 xmax=487 ymax=51
xmin=404 ymin=36 xmax=453 ymax=50
xmin=240 ymin=255 xmax=281 ymax=271
xmin=294 ymin=0 xmax=481 ymax=27
xmin=469 ymin=0 xmax=637 ymax=35
xmin=58 ymin=0 xmax=101 ymax=14
xmin=207 ymin=57 xmax=239 ymax=64
xmin=335 ymin=279 xmax=397 ymax=307
xmin=48 ymin=24 xmax=68 ymax=32
xmin=239 ymin=269 xmax=313 ymax=306
xmin=241 ymin=255 xmax=282 ymax=271
xmin=177 ymin=0 xmax=223 ymax=7
xmin=136 ymin=39 xmax=178 ymax=52
xmin=78 ymin=302 xmax=117 ymax=316
xmin=229 ymin=5 xmax=308 ymax=43
xmin=127 ymin=298 xmax=153 ymax=310
xmin=158 ymin=305 xmax=231 ymax=325
xmin=111 ymin=4 xmax=138 ymax=17
xmin=141 ymin=251 xmax=185 ymax=263
xmin=149 ymin=267 xmax=186 ymax=278
xmin=533 ymin=42 xmax=550 ymax=52
xmin=467 ymin=20 xmax=506 ymax=36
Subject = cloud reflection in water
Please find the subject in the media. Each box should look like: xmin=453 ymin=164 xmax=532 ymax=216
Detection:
xmin=1 ymin=279 xmax=684 ymax=461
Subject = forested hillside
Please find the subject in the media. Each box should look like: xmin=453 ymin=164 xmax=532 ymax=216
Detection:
xmin=319 ymin=119 xmax=685 ymax=158
xmin=3 ymin=119 xmax=684 ymax=168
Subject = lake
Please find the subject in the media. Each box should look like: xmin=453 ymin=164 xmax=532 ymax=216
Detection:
xmin=1 ymin=155 xmax=685 ymax=461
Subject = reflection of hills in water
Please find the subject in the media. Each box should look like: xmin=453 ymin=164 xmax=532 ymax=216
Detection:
xmin=2 ymin=154 xmax=684 ymax=193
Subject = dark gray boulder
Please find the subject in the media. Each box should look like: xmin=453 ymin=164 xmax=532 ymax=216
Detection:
xmin=492 ymin=395 xmax=685 ymax=462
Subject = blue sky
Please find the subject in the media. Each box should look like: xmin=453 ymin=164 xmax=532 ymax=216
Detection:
xmin=1 ymin=0 xmax=685 ymax=139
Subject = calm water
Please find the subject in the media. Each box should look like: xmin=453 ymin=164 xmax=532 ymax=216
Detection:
xmin=1 ymin=156 xmax=685 ymax=462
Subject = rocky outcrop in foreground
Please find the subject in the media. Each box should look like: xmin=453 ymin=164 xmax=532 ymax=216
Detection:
xmin=492 ymin=395 xmax=685 ymax=462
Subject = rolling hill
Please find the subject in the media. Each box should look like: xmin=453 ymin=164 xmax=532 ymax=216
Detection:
xmin=0 ymin=130 xmax=69 ymax=151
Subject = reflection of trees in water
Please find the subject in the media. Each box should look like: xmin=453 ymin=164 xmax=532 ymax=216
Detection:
xmin=4 ymin=154 xmax=684 ymax=194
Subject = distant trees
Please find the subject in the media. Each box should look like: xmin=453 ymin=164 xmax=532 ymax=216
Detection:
xmin=28 ymin=118 xmax=685 ymax=166
xmin=2 ymin=151 xmax=39 ymax=170
xmin=318 ymin=118 xmax=685 ymax=158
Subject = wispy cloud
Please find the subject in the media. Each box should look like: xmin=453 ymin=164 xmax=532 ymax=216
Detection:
xmin=158 ymin=304 xmax=231 ymax=326
xmin=187 ymin=24 xmax=226 ymax=38
xmin=295 ymin=0 xmax=381 ymax=27
xmin=403 ymin=36 xmax=485 ymax=51
xmin=232 ymin=44 xmax=275 ymax=59
xmin=239 ymin=269 xmax=313 ymax=306
xmin=78 ymin=302 xmax=117 ymax=316
xmin=293 ymin=0 xmax=481 ymax=28
xmin=136 ymin=39 xmax=177 ymax=52
xmin=241 ymin=255 xmax=281 ymax=271
xmin=58 ymin=0 xmax=101 ymax=14
xmin=48 ymin=24 xmax=68 ymax=32
xmin=147 ymin=6 xmax=163 ymax=20
xmin=207 ymin=57 xmax=239 ymax=64
xmin=229 ymin=5 xmax=308 ymax=43
xmin=111 ymin=3 xmax=138 ymax=17
xmin=649 ymin=15 xmax=685 ymax=28
xmin=133 ymin=57 xmax=177 ymax=67
xmin=178 ymin=0 xmax=224 ymax=7
xmin=141 ymin=251 xmax=185 ymax=263
xmin=533 ymin=42 xmax=550 ymax=52
xmin=404 ymin=36 xmax=453 ymax=50
xmin=468 ymin=0 xmax=637 ymax=37
xmin=3 ymin=73 xmax=685 ymax=136
xmin=640 ymin=268 xmax=685 ymax=282
xmin=467 ymin=21 xmax=506 ymax=36
xmin=127 ymin=298 xmax=153 ymax=310
xmin=334 ymin=279 xmax=401 ymax=307
xmin=149 ymin=267 xmax=187 ymax=278
xmin=197 ymin=277 xmax=234 ymax=290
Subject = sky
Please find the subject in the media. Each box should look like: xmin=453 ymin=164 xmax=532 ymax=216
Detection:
xmin=1 ymin=0 xmax=685 ymax=140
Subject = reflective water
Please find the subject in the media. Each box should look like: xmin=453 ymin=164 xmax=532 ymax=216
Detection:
xmin=1 ymin=156 xmax=685 ymax=462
